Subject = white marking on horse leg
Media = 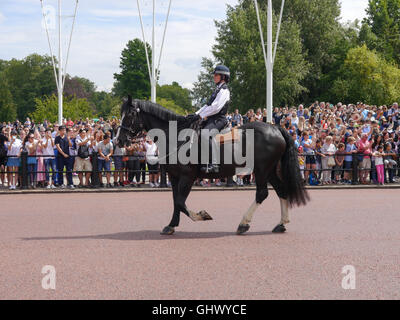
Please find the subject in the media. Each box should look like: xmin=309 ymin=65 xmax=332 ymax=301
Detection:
xmin=240 ymin=201 xmax=260 ymax=226
xmin=188 ymin=210 xmax=212 ymax=221
xmin=280 ymin=198 xmax=290 ymax=225
xmin=189 ymin=210 xmax=202 ymax=221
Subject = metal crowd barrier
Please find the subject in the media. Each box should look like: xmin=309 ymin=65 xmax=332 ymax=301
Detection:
xmin=3 ymin=152 xmax=168 ymax=189
xmin=2 ymin=151 xmax=399 ymax=189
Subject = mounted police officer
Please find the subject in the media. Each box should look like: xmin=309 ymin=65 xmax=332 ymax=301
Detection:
xmin=187 ymin=65 xmax=231 ymax=173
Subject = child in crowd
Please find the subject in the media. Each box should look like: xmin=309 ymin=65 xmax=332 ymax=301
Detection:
xmin=298 ymin=146 xmax=305 ymax=180
xmin=384 ymin=142 xmax=397 ymax=183
xmin=343 ymin=137 xmax=357 ymax=184
xmin=334 ymin=143 xmax=345 ymax=184
xmin=373 ymin=145 xmax=385 ymax=185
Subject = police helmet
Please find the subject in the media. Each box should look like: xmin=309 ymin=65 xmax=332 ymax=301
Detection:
xmin=213 ymin=65 xmax=230 ymax=83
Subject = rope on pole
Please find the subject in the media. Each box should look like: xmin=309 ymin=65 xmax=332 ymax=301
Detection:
xmin=253 ymin=0 xmax=268 ymax=71
xmin=62 ymin=0 xmax=79 ymax=90
xmin=40 ymin=0 xmax=60 ymax=92
xmin=273 ymin=0 xmax=285 ymax=65
xmin=137 ymin=0 xmax=153 ymax=84
xmin=156 ymin=0 xmax=172 ymax=73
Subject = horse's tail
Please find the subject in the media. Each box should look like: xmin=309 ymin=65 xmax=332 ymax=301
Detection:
xmin=277 ymin=126 xmax=310 ymax=207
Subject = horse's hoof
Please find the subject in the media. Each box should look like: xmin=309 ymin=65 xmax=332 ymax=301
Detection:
xmin=199 ymin=210 xmax=213 ymax=221
xmin=236 ymin=224 xmax=250 ymax=235
xmin=160 ymin=226 xmax=175 ymax=235
xmin=272 ymin=224 xmax=286 ymax=233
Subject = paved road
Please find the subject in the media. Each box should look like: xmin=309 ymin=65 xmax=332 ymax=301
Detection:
xmin=0 ymin=190 xmax=399 ymax=300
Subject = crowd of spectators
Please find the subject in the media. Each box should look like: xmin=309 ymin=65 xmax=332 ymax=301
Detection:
xmin=1 ymin=101 xmax=400 ymax=190
xmin=227 ymin=102 xmax=400 ymax=185
xmin=0 ymin=117 xmax=160 ymax=190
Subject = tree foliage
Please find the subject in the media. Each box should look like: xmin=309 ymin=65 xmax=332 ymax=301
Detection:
xmin=268 ymin=0 xmax=342 ymax=101
xmin=1 ymin=54 xmax=57 ymax=119
xmin=361 ymin=0 xmax=400 ymax=65
xmin=30 ymin=95 xmax=94 ymax=123
xmin=113 ymin=39 xmax=152 ymax=99
xmin=196 ymin=3 xmax=309 ymax=112
xmin=64 ymin=76 xmax=97 ymax=100
xmin=0 ymin=74 xmax=17 ymax=122
xmin=331 ymin=45 xmax=400 ymax=105
xmin=156 ymin=98 xmax=188 ymax=116
xmin=157 ymin=82 xmax=193 ymax=112
xmin=192 ymin=58 xmax=216 ymax=108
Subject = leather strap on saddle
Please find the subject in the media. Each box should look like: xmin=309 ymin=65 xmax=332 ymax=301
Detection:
xmin=215 ymin=128 xmax=240 ymax=145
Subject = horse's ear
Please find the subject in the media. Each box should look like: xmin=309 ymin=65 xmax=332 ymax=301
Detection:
xmin=128 ymin=95 xmax=132 ymax=105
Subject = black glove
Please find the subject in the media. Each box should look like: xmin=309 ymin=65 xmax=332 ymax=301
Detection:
xmin=186 ymin=114 xmax=201 ymax=122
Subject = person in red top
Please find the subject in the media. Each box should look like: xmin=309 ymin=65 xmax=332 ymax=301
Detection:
xmin=66 ymin=118 xmax=74 ymax=127
xmin=357 ymin=133 xmax=374 ymax=184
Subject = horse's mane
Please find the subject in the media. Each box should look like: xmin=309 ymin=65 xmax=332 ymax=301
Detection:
xmin=121 ymin=98 xmax=191 ymax=130
xmin=137 ymin=100 xmax=186 ymax=122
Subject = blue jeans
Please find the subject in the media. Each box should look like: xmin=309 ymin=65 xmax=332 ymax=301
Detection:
xmin=98 ymin=159 xmax=111 ymax=172
xmin=57 ymin=156 xmax=73 ymax=186
xmin=45 ymin=158 xmax=57 ymax=184
xmin=27 ymin=162 xmax=37 ymax=185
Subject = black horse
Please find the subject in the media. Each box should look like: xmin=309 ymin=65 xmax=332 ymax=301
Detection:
xmin=116 ymin=97 xmax=309 ymax=235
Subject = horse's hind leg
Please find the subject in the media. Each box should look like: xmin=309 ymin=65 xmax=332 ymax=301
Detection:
xmin=269 ymin=170 xmax=290 ymax=233
xmin=237 ymin=174 xmax=269 ymax=235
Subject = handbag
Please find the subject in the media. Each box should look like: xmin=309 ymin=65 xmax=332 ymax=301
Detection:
xmin=327 ymin=156 xmax=336 ymax=167
xmin=78 ymin=144 xmax=89 ymax=159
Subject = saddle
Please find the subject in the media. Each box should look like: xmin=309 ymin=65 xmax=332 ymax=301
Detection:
xmin=185 ymin=119 xmax=240 ymax=145
xmin=215 ymin=128 xmax=240 ymax=145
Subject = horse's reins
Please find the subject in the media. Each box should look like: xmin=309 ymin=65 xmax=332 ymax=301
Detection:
xmin=119 ymin=117 xmax=200 ymax=164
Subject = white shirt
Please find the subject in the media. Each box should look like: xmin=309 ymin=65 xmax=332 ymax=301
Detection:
xmin=145 ymin=142 xmax=158 ymax=162
xmin=42 ymin=137 xmax=55 ymax=159
xmin=112 ymin=137 xmax=125 ymax=156
xmin=374 ymin=152 xmax=384 ymax=166
xmin=7 ymin=138 xmax=22 ymax=156
xmin=196 ymin=84 xmax=230 ymax=119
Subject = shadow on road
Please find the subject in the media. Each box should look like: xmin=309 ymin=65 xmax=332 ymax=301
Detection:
xmin=21 ymin=230 xmax=276 ymax=241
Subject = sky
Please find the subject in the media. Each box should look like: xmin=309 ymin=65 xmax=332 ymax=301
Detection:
xmin=0 ymin=0 xmax=369 ymax=92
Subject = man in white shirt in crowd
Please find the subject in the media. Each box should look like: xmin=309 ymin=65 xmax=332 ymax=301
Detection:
xmin=42 ymin=128 xmax=57 ymax=188
xmin=96 ymin=134 xmax=113 ymax=188
xmin=75 ymin=129 xmax=93 ymax=188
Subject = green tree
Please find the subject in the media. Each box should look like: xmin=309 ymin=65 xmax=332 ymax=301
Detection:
xmin=362 ymin=0 xmax=400 ymax=65
xmin=30 ymin=95 xmax=94 ymax=123
xmin=330 ymin=45 xmax=400 ymax=105
xmin=268 ymin=0 xmax=342 ymax=101
xmin=0 ymin=74 xmax=17 ymax=122
xmin=64 ymin=75 xmax=97 ymax=100
xmin=113 ymin=39 xmax=152 ymax=99
xmin=157 ymin=82 xmax=193 ymax=112
xmin=192 ymin=58 xmax=216 ymax=107
xmin=97 ymin=94 xmax=121 ymax=119
xmin=2 ymin=54 xmax=57 ymax=119
xmin=210 ymin=3 xmax=309 ymax=112
xmin=319 ymin=21 xmax=361 ymax=101
xmin=156 ymin=98 xmax=188 ymax=115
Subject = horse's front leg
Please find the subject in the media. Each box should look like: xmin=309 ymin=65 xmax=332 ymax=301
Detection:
xmin=177 ymin=177 xmax=213 ymax=222
xmin=161 ymin=175 xmax=212 ymax=235
xmin=161 ymin=176 xmax=180 ymax=235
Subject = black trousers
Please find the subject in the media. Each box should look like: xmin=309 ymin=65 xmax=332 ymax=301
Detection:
xmin=128 ymin=159 xmax=146 ymax=183
xmin=201 ymin=117 xmax=228 ymax=164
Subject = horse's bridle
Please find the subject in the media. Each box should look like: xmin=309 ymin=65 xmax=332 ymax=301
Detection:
xmin=118 ymin=124 xmax=140 ymax=137
xmin=118 ymin=109 xmax=145 ymax=138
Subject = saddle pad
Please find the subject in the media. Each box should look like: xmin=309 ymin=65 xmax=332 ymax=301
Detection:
xmin=216 ymin=128 xmax=240 ymax=145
